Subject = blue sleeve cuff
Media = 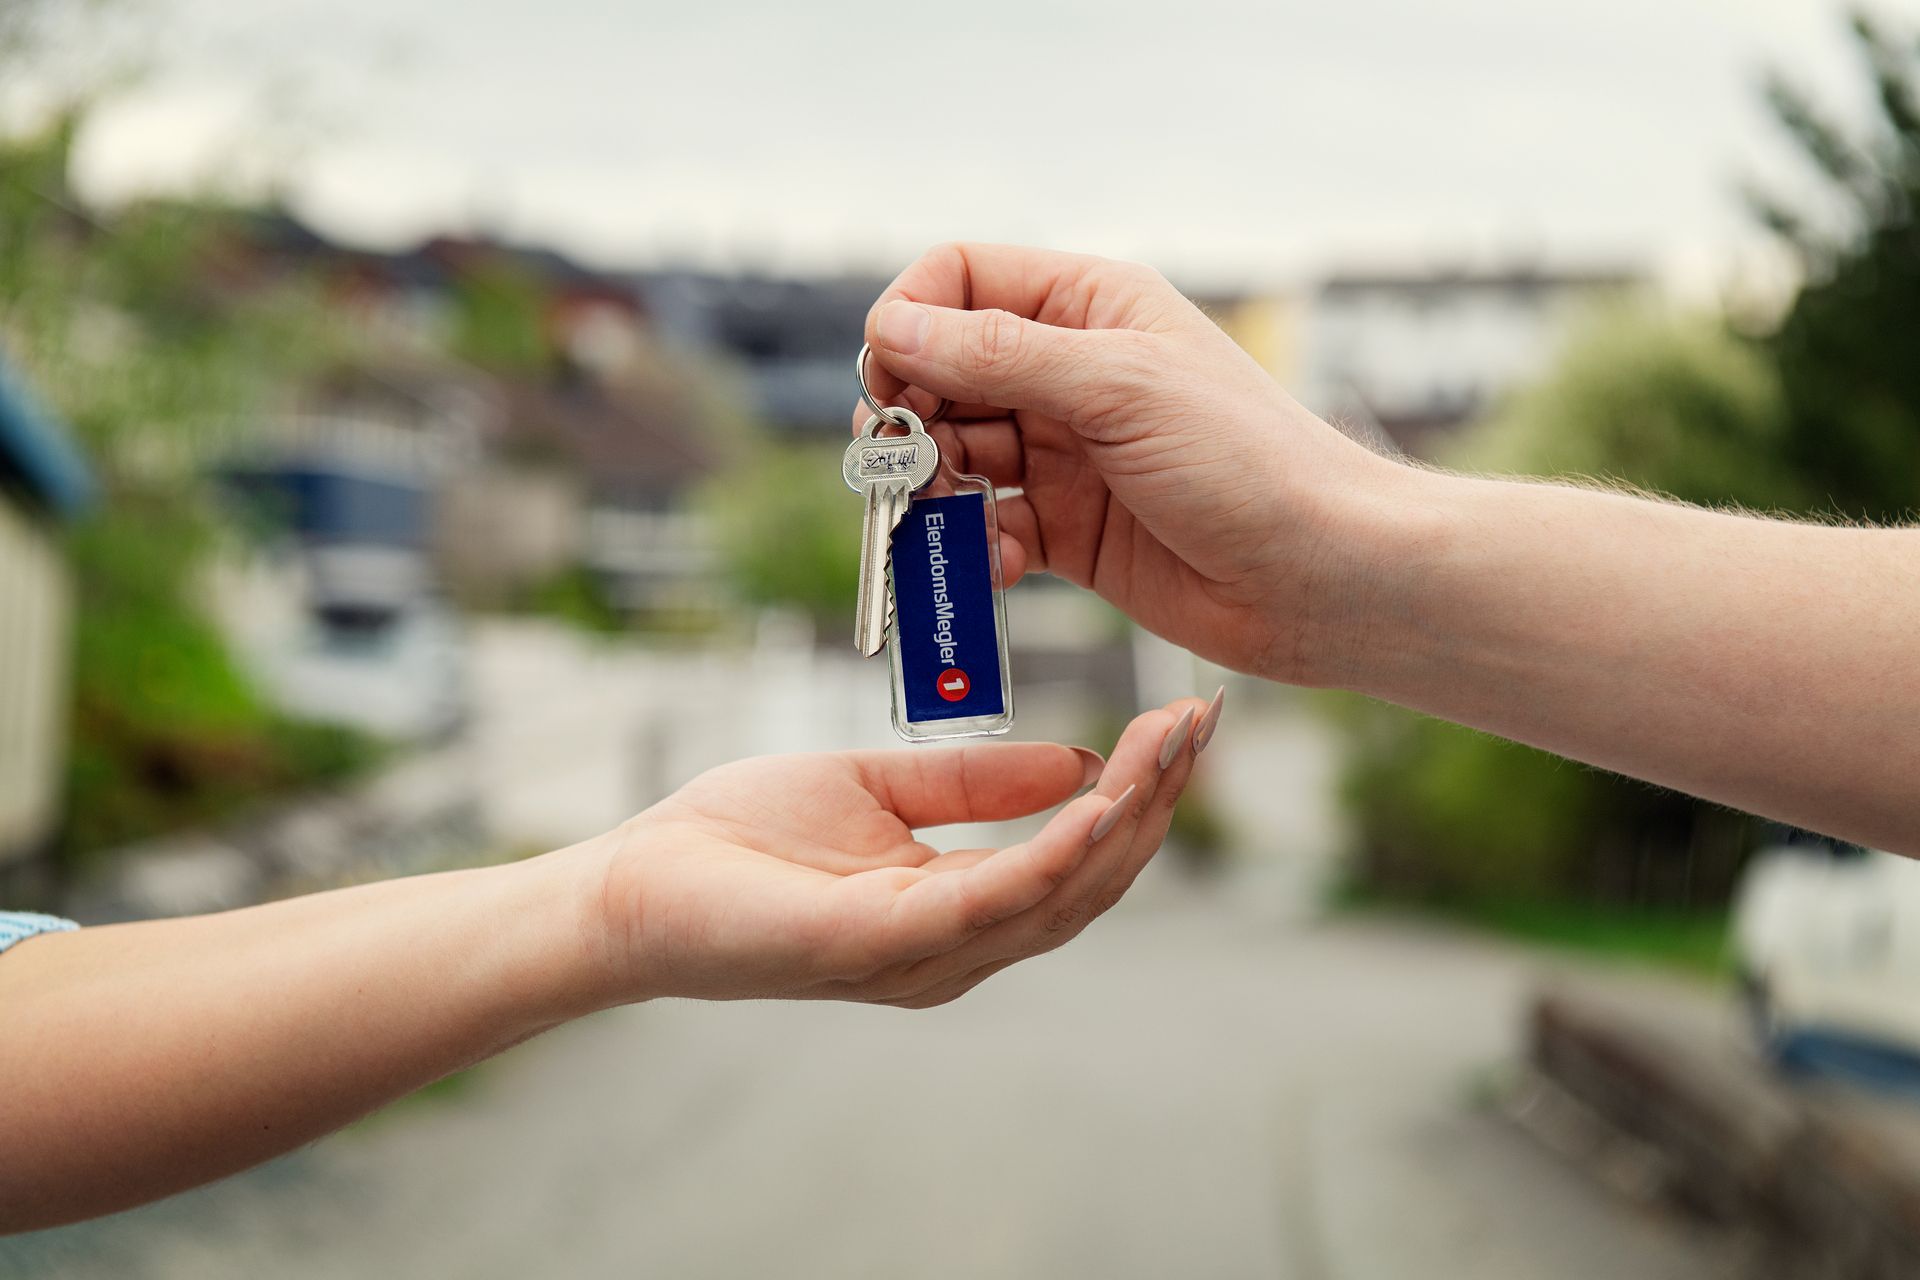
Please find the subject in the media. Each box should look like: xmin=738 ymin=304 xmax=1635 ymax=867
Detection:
xmin=0 ymin=911 xmax=77 ymax=955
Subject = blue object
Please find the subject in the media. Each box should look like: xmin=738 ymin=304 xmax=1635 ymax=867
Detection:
xmin=0 ymin=911 xmax=77 ymax=955
xmin=0 ymin=350 xmax=94 ymax=518
xmin=892 ymin=492 xmax=1006 ymax=725
xmin=223 ymin=464 xmax=428 ymax=548
xmin=1773 ymin=1026 xmax=1920 ymax=1102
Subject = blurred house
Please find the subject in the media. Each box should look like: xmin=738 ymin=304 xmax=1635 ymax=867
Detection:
xmin=489 ymin=379 xmax=721 ymax=614
xmin=216 ymin=365 xmax=488 ymax=740
xmin=632 ymin=270 xmax=889 ymax=433
xmin=211 ymin=217 xmax=732 ymax=618
xmin=1303 ymin=265 xmax=1640 ymax=456
xmin=0 ymin=354 xmax=93 ymax=875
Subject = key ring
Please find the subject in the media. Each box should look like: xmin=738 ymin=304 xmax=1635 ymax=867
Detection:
xmin=858 ymin=343 xmax=948 ymax=428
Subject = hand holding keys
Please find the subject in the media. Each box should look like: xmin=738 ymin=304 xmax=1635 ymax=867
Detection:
xmin=846 ymin=345 xmax=1014 ymax=742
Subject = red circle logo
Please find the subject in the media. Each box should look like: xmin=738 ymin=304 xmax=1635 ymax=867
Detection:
xmin=936 ymin=669 xmax=971 ymax=702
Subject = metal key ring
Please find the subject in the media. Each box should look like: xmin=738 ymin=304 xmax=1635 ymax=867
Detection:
xmin=858 ymin=343 xmax=948 ymax=428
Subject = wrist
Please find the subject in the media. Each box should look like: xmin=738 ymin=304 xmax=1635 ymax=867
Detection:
xmin=488 ymin=836 xmax=634 ymax=1026
xmin=1266 ymin=447 xmax=1465 ymax=691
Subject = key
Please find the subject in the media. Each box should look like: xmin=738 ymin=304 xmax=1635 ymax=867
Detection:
xmin=844 ymin=408 xmax=939 ymax=656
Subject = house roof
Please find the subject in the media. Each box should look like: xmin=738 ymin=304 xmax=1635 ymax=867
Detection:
xmin=0 ymin=350 xmax=94 ymax=518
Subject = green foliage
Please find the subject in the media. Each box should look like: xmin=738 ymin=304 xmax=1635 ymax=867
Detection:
xmin=61 ymin=501 xmax=382 ymax=858
xmin=3 ymin=100 xmax=377 ymax=863
xmin=703 ymin=443 xmax=860 ymax=624
xmin=1337 ymin=707 xmax=1599 ymax=901
xmin=1752 ymin=11 xmax=1920 ymax=521
xmin=523 ymin=564 xmax=625 ymax=634
xmin=1458 ymin=305 xmax=1801 ymax=511
xmin=1166 ymin=782 xmax=1232 ymax=874
xmin=1336 ymin=888 xmax=1732 ymax=979
xmin=449 ymin=261 xmax=550 ymax=374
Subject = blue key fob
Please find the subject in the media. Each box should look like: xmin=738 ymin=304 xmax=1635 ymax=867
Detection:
xmin=886 ymin=476 xmax=1015 ymax=742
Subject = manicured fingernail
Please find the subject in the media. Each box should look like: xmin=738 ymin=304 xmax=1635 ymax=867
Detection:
xmin=1068 ymin=747 xmax=1105 ymax=792
xmin=1193 ymin=686 xmax=1227 ymax=754
xmin=876 ymin=300 xmax=931 ymax=354
xmin=1159 ymin=707 xmax=1197 ymax=770
xmin=1090 ymin=784 xmax=1136 ymax=843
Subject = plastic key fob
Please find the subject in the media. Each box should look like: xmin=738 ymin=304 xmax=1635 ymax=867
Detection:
xmin=885 ymin=477 xmax=1015 ymax=742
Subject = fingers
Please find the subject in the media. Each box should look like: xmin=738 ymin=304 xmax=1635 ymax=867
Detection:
xmin=873 ymin=241 xmax=1178 ymax=331
xmin=1083 ymin=688 xmax=1223 ymax=914
xmin=866 ymin=300 xmax=1141 ymax=423
xmin=848 ymin=741 xmax=1103 ymax=830
xmin=872 ymin=698 xmax=1209 ymax=998
xmin=997 ymin=532 xmax=1029 ymax=586
xmin=869 ymin=786 xmax=1119 ymax=960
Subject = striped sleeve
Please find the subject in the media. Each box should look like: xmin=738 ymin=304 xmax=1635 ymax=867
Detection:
xmin=0 ymin=911 xmax=76 ymax=955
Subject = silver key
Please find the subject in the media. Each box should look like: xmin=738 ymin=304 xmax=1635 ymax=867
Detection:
xmin=844 ymin=408 xmax=939 ymax=656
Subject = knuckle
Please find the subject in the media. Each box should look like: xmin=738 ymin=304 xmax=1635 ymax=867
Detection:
xmin=1092 ymin=887 xmax=1127 ymax=919
xmin=1040 ymin=857 xmax=1077 ymax=893
xmin=957 ymin=883 xmax=1003 ymax=934
xmin=964 ymin=907 xmax=1004 ymax=934
xmin=1113 ymin=258 xmax=1167 ymax=291
xmin=1070 ymin=331 xmax=1166 ymax=437
xmin=967 ymin=308 xmax=1026 ymax=373
xmin=1042 ymin=901 xmax=1085 ymax=935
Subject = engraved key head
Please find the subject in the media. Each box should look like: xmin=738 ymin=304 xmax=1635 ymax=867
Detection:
xmin=844 ymin=408 xmax=939 ymax=494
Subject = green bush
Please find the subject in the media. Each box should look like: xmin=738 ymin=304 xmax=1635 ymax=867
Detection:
xmin=1458 ymin=305 xmax=1803 ymax=512
xmin=702 ymin=443 xmax=860 ymax=626
xmin=60 ymin=500 xmax=382 ymax=861
xmin=1334 ymin=307 xmax=1785 ymax=911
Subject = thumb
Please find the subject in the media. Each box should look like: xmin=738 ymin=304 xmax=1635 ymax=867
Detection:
xmin=870 ymin=299 xmax=1125 ymax=422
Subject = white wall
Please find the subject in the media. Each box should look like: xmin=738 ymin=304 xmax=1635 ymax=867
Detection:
xmin=0 ymin=499 xmax=71 ymax=863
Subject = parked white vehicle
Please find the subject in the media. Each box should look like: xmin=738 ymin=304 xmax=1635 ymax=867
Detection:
xmin=1732 ymin=843 xmax=1920 ymax=1057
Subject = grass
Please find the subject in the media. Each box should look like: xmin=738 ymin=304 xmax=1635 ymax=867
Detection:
xmin=1335 ymin=886 xmax=1733 ymax=979
xmin=57 ymin=500 xmax=385 ymax=863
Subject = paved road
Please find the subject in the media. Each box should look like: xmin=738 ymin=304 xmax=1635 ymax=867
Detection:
xmin=6 ymin=623 xmax=1734 ymax=1276
xmin=10 ymin=879 xmax=1730 ymax=1280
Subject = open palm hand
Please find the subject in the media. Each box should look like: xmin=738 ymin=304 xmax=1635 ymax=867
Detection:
xmin=592 ymin=700 xmax=1211 ymax=1007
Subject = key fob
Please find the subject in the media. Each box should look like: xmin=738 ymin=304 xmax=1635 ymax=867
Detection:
xmin=885 ymin=471 xmax=1015 ymax=742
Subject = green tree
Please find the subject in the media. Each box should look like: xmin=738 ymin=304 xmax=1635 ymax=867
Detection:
xmin=1750 ymin=10 xmax=1920 ymax=520
xmin=703 ymin=443 xmax=860 ymax=626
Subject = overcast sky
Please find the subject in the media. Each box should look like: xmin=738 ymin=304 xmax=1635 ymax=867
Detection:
xmin=51 ymin=0 xmax=1880 ymax=290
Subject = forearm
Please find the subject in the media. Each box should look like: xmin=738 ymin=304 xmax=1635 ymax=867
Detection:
xmin=1321 ymin=468 xmax=1920 ymax=854
xmin=0 ymin=845 xmax=612 ymax=1233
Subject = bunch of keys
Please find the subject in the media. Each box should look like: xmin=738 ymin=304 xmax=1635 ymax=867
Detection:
xmin=845 ymin=344 xmax=1014 ymax=742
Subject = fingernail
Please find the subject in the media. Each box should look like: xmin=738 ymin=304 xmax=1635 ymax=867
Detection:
xmin=1068 ymin=747 xmax=1105 ymax=792
xmin=1159 ymin=707 xmax=1197 ymax=770
xmin=876 ymin=300 xmax=931 ymax=354
xmin=1193 ymin=686 xmax=1227 ymax=754
xmin=1090 ymin=784 xmax=1136 ymax=843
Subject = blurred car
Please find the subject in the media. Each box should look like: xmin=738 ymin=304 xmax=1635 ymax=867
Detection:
xmin=1733 ymin=841 xmax=1920 ymax=1081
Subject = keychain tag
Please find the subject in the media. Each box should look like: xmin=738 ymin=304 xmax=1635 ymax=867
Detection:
xmin=886 ymin=474 xmax=1014 ymax=742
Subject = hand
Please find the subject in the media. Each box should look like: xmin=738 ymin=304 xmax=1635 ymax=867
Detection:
xmin=857 ymin=243 xmax=1414 ymax=684
xmin=588 ymin=699 xmax=1215 ymax=1008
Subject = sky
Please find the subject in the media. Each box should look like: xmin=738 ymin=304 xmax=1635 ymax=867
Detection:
xmin=40 ymin=0 xmax=1886 ymax=292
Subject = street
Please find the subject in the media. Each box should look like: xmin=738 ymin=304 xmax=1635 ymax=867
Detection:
xmin=4 ymin=621 xmax=1736 ymax=1277
xmin=9 ymin=882 xmax=1729 ymax=1279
